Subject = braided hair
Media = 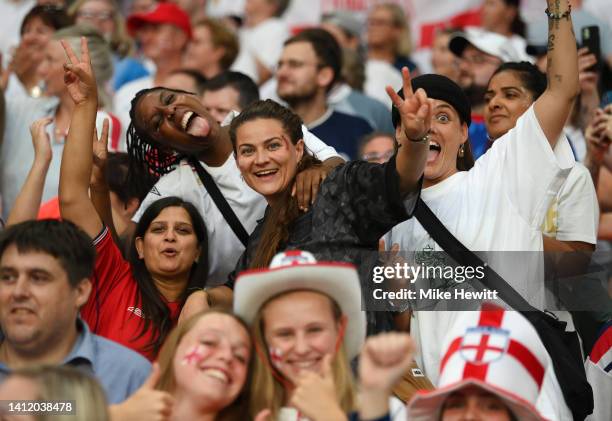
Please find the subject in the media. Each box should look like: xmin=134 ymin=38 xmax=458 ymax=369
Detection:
xmin=126 ymin=87 xmax=192 ymax=197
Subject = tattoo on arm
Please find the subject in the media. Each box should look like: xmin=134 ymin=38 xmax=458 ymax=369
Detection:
xmin=547 ymin=34 xmax=556 ymax=51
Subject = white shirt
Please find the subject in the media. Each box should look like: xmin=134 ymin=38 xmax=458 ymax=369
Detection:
xmin=541 ymin=163 xmax=598 ymax=245
xmin=364 ymin=60 xmax=402 ymax=109
xmin=133 ymin=122 xmax=340 ymax=284
xmin=231 ymin=18 xmax=289 ymax=83
xmin=0 ymin=94 xmax=117 ymax=218
xmin=386 ymin=105 xmax=574 ymax=420
xmin=0 ymin=0 xmax=34 ymax=59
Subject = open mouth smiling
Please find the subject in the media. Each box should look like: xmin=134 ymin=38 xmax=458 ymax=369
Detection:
xmin=254 ymin=169 xmax=278 ymax=178
xmin=178 ymin=110 xmax=211 ymax=138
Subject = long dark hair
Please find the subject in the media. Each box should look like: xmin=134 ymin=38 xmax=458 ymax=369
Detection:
xmin=492 ymin=61 xmax=546 ymax=101
xmin=228 ymin=100 xmax=321 ymax=268
xmin=128 ymin=196 xmax=209 ymax=355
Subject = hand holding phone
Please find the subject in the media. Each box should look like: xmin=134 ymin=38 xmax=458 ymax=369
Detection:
xmin=581 ymin=25 xmax=601 ymax=72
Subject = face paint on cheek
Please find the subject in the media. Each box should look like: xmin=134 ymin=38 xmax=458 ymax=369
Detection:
xmin=269 ymin=347 xmax=284 ymax=369
xmin=181 ymin=344 xmax=208 ymax=366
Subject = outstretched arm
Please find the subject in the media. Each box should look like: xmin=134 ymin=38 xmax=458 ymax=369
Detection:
xmin=6 ymin=118 xmax=53 ymax=226
xmin=534 ymin=0 xmax=578 ymax=146
xmin=386 ymin=68 xmax=430 ymax=196
xmin=58 ymin=37 xmax=103 ymax=239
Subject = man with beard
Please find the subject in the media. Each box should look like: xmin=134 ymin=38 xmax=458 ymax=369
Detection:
xmin=276 ymin=28 xmax=373 ymax=160
xmin=449 ymin=27 xmax=524 ymax=159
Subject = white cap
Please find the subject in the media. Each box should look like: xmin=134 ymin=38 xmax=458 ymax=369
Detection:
xmin=450 ymin=27 xmax=524 ymax=62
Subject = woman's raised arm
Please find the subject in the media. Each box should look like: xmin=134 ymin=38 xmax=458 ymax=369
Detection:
xmin=534 ymin=0 xmax=579 ymax=146
xmin=58 ymin=37 xmax=103 ymax=239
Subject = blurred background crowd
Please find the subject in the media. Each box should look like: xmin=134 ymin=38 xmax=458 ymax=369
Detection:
xmin=0 ymin=0 xmax=610 ymax=420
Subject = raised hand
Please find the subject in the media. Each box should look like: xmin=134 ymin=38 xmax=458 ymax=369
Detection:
xmin=386 ymin=67 xmax=432 ymax=143
xmin=29 ymin=117 xmax=53 ymax=165
xmin=289 ymin=354 xmax=346 ymax=421
xmin=109 ymin=363 xmax=174 ymax=421
xmin=577 ymin=47 xmax=599 ymax=94
xmin=359 ymin=332 xmax=415 ymax=392
xmin=90 ymin=118 xmax=109 ymax=188
xmin=61 ymin=37 xmax=97 ymax=106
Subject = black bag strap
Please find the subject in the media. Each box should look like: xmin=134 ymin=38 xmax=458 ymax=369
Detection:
xmin=414 ymin=198 xmax=594 ymax=420
xmin=413 ymin=198 xmax=534 ymax=311
xmin=189 ymin=157 xmax=250 ymax=247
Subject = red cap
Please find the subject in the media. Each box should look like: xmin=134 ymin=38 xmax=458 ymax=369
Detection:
xmin=127 ymin=2 xmax=192 ymax=39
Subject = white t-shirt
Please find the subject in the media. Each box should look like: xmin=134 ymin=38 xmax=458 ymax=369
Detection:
xmin=541 ymin=162 xmax=598 ymax=244
xmin=386 ymin=105 xmax=574 ymax=419
xmin=231 ymin=18 xmax=289 ymax=83
xmin=133 ymin=124 xmax=340 ymax=285
xmin=0 ymin=93 xmax=118 ymax=218
xmin=364 ymin=60 xmax=402 ymax=109
xmin=0 ymin=0 xmax=34 ymax=59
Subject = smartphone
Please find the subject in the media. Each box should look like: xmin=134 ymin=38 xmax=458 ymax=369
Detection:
xmin=581 ymin=25 xmax=601 ymax=72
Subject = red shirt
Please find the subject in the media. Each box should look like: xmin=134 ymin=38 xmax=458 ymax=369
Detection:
xmin=81 ymin=227 xmax=181 ymax=361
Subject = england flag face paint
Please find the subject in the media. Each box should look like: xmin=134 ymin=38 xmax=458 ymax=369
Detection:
xmin=269 ymin=346 xmax=284 ymax=369
xmin=182 ymin=344 xmax=207 ymax=366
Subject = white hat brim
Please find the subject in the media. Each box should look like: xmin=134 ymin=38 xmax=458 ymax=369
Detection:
xmin=233 ymin=263 xmax=366 ymax=359
xmin=406 ymin=379 xmax=547 ymax=421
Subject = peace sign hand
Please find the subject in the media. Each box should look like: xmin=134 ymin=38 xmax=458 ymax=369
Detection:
xmin=386 ymin=67 xmax=432 ymax=143
xmin=61 ymin=37 xmax=97 ymax=106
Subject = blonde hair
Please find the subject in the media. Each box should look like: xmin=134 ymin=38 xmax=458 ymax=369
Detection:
xmin=372 ymin=2 xmax=413 ymax=56
xmin=249 ymin=291 xmax=357 ymax=419
xmin=68 ymin=0 xmax=134 ymax=57
xmin=155 ymin=309 xmax=252 ymax=421
xmin=53 ymin=24 xmax=113 ymax=109
xmin=10 ymin=365 xmax=109 ymax=421
xmin=192 ymin=18 xmax=239 ymax=70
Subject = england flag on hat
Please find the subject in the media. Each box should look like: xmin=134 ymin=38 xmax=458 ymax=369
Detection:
xmin=407 ymin=304 xmax=550 ymax=421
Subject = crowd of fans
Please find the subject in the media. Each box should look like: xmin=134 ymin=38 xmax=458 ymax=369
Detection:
xmin=0 ymin=0 xmax=610 ymax=420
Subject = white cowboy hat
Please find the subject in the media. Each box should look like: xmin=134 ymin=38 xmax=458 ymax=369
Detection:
xmin=407 ymin=304 xmax=549 ymax=421
xmin=233 ymin=250 xmax=367 ymax=359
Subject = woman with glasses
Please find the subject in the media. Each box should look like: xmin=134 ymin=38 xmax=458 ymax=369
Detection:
xmin=359 ymin=132 xmax=396 ymax=164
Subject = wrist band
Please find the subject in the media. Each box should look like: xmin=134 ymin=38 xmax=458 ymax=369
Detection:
xmin=545 ymin=5 xmax=571 ymax=20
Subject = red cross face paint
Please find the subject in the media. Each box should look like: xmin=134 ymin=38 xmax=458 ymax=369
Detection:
xmin=171 ymin=313 xmax=251 ymax=412
xmin=269 ymin=347 xmax=285 ymax=370
xmin=182 ymin=344 xmax=207 ymax=366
